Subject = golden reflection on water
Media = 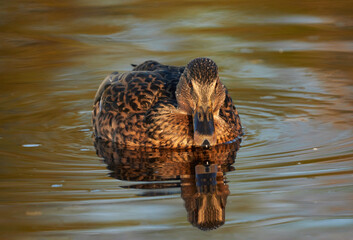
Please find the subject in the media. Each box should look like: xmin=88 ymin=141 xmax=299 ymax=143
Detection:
xmin=95 ymin=139 xmax=240 ymax=230
xmin=0 ymin=0 xmax=353 ymax=239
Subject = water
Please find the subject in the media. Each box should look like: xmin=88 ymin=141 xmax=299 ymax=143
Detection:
xmin=0 ymin=0 xmax=352 ymax=239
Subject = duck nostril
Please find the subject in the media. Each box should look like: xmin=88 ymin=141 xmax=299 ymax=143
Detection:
xmin=201 ymin=139 xmax=210 ymax=148
xmin=198 ymin=112 xmax=202 ymax=121
xmin=208 ymin=112 xmax=212 ymax=121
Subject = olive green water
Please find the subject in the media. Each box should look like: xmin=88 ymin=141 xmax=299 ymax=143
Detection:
xmin=1 ymin=0 xmax=353 ymax=239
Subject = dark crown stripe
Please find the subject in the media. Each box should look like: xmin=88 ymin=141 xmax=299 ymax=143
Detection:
xmin=186 ymin=58 xmax=218 ymax=84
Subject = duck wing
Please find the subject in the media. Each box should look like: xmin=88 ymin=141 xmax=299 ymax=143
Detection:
xmin=216 ymin=89 xmax=243 ymax=141
xmin=99 ymin=71 xmax=167 ymax=114
xmin=93 ymin=70 xmax=168 ymax=143
xmin=93 ymin=60 xmax=186 ymax=145
xmin=95 ymin=60 xmax=184 ymax=105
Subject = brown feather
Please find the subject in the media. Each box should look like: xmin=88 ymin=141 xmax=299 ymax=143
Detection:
xmin=92 ymin=58 xmax=242 ymax=148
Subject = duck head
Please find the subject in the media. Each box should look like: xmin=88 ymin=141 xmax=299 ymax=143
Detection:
xmin=176 ymin=58 xmax=226 ymax=147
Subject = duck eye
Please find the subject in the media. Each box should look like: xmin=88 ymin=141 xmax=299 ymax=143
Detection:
xmin=188 ymin=81 xmax=192 ymax=88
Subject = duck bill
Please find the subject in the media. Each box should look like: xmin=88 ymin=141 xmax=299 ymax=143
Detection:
xmin=193 ymin=106 xmax=217 ymax=147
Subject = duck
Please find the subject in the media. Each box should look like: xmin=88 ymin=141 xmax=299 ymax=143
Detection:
xmin=92 ymin=57 xmax=242 ymax=148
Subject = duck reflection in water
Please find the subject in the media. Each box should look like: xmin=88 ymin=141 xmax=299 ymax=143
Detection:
xmin=94 ymin=138 xmax=240 ymax=231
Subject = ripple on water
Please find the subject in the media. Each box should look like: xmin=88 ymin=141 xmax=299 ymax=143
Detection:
xmin=0 ymin=0 xmax=353 ymax=239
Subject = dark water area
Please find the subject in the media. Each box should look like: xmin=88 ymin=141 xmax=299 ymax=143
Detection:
xmin=0 ymin=1 xmax=353 ymax=239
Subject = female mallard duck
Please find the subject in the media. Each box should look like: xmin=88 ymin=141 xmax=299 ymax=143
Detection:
xmin=92 ymin=57 xmax=242 ymax=148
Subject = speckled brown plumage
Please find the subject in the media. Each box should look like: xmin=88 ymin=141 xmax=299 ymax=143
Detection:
xmin=92 ymin=58 xmax=242 ymax=148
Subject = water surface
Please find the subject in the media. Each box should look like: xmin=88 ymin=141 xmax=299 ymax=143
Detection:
xmin=1 ymin=0 xmax=353 ymax=239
